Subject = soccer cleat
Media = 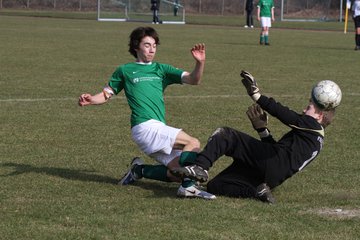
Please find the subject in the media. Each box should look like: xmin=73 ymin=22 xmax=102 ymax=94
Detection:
xmin=118 ymin=157 xmax=144 ymax=185
xmin=355 ymin=46 xmax=360 ymax=51
xmin=265 ymin=43 xmax=270 ymax=46
xmin=171 ymin=165 xmax=209 ymax=183
xmin=177 ymin=185 xmax=216 ymax=200
xmin=256 ymin=183 xmax=275 ymax=204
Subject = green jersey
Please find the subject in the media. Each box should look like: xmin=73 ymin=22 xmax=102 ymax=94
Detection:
xmin=108 ymin=62 xmax=183 ymax=127
xmin=257 ymin=0 xmax=274 ymax=17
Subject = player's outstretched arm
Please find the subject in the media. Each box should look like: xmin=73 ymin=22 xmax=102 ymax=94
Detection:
xmin=246 ymin=103 xmax=275 ymax=142
xmin=246 ymin=104 xmax=268 ymax=131
xmin=182 ymin=43 xmax=206 ymax=85
xmin=78 ymin=92 xmax=108 ymax=106
xmin=240 ymin=70 xmax=261 ymax=102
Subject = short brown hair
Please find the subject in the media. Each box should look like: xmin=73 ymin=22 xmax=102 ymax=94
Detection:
xmin=320 ymin=108 xmax=336 ymax=128
xmin=128 ymin=27 xmax=160 ymax=58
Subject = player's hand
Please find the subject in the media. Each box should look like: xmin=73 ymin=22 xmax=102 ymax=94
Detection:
xmin=78 ymin=93 xmax=92 ymax=106
xmin=190 ymin=43 xmax=206 ymax=62
xmin=246 ymin=104 xmax=268 ymax=130
xmin=240 ymin=70 xmax=261 ymax=101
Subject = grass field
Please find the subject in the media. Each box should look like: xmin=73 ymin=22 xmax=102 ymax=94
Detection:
xmin=1 ymin=15 xmax=360 ymax=239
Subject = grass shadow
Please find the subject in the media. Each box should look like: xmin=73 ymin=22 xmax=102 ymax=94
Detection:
xmin=132 ymin=180 xmax=180 ymax=198
xmin=0 ymin=162 xmax=118 ymax=184
xmin=1 ymin=162 xmax=204 ymax=198
xmin=1 ymin=162 xmax=179 ymax=198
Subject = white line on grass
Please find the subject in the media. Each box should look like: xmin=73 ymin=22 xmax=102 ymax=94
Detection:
xmin=0 ymin=92 xmax=358 ymax=103
xmin=0 ymin=95 xmax=282 ymax=103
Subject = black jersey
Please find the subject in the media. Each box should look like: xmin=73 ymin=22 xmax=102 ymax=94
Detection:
xmin=257 ymin=95 xmax=324 ymax=188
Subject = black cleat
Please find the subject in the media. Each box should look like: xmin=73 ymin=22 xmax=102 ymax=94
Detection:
xmin=256 ymin=183 xmax=275 ymax=204
xmin=171 ymin=165 xmax=209 ymax=183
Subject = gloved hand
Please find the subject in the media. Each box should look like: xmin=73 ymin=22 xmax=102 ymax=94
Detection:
xmin=246 ymin=104 xmax=268 ymax=131
xmin=240 ymin=70 xmax=261 ymax=101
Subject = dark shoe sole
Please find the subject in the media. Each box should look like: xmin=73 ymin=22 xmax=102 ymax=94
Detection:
xmin=171 ymin=167 xmax=208 ymax=183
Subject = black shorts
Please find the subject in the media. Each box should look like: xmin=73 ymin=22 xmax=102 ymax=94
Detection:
xmin=354 ymin=16 xmax=360 ymax=28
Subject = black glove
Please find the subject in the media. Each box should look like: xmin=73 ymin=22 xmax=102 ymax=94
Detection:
xmin=246 ymin=104 xmax=268 ymax=131
xmin=241 ymin=70 xmax=261 ymax=101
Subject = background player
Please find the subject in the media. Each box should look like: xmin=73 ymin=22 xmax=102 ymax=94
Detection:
xmin=352 ymin=0 xmax=360 ymax=50
xmin=257 ymin=0 xmax=275 ymax=45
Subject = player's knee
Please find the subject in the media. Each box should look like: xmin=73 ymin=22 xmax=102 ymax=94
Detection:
xmin=211 ymin=127 xmax=231 ymax=138
xmin=187 ymin=137 xmax=200 ymax=150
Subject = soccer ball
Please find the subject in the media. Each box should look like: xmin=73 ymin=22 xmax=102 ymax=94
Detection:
xmin=311 ymin=80 xmax=342 ymax=110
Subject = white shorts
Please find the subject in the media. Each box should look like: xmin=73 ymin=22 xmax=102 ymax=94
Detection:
xmin=131 ymin=119 xmax=182 ymax=166
xmin=260 ymin=17 xmax=272 ymax=28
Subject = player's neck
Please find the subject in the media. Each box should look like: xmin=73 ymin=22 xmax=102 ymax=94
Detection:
xmin=135 ymin=61 xmax=152 ymax=65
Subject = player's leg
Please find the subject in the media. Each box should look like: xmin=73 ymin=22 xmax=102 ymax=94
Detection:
xmin=168 ymin=130 xmax=216 ymax=200
xmin=259 ymin=17 xmax=266 ymax=44
xmin=263 ymin=17 xmax=271 ymax=45
xmin=260 ymin=28 xmax=265 ymax=45
xmin=264 ymin=27 xmax=270 ymax=46
xmin=172 ymin=127 xmax=270 ymax=182
xmin=250 ymin=11 xmax=254 ymax=28
xmin=206 ymin=162 xmax=258 ymax=198
xmin=118 ymin=156 xmax=175 ymax=185
xmin=355 ymin=17 xmax=360 ymax=50
xmin=119 ymin=120 xmax=180 ymax=185
xmin=245 ymin=10 xmax=250 ymax=27
xmin=152 ymin=10 xmax=156 ymax=23
xmin=206 ymin=161 xmax=275 ymax=203
xmin=171 ymin=127 xmax=237 ymax=181
xmin=120 ymin=120 xmax=215 ymax=199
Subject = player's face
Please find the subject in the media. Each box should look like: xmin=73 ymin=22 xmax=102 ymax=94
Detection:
xmin=135 ymin=36 xmax=157 ymax=63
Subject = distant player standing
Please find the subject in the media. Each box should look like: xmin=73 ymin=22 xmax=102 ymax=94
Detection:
xmin=352 ymin=0 xmax=360 ymax=50
xmin=78 ymin=27 xmax=215 ymax=200
xmin=244 ymin=0 xmax=254 ymax=28
xmin=151 ymin=0 xmax=161 ymax=24
xmin=257 ymin=0 xmax=275 ymax=45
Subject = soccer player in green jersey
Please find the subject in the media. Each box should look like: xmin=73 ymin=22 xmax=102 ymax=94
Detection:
xmin=78 ymin=27 xmax=215 ymax=199
xmin=257 ymin=0 xmax=275 ymax=45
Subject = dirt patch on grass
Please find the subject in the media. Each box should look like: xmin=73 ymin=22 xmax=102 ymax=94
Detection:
xmin=308 ymin=208 xmax=360 ymax=219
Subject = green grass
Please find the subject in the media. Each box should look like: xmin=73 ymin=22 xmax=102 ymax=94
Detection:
xmin=1 ymin=15 xmax=360 ymax=239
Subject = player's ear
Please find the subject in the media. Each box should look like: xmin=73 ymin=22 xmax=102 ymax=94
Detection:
xmin=313 ymin=105 xmax=324 ymax=122
xmin=320 ymin=109 xmax=336 ymax=128
xmin=317 ymin=111 xmax=324 ymax=123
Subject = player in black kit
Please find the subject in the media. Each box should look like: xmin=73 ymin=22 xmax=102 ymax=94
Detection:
xmin=172 ymin=70 xmax=340 ymax=203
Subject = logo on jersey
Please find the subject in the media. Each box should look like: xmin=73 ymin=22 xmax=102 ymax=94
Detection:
xmin=133 ymin=78 xmax=140 ymax=83
xmin=131 ymin=76 xmax=160 ymax=84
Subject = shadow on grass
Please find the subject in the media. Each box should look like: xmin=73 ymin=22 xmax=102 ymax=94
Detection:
xmin=0 ymin=162 xmax=179 ymax=198
xmin=0 ymin=162 xmax=118 ymax=184
xmin=132 ymin=181 xmax=180 ymax=198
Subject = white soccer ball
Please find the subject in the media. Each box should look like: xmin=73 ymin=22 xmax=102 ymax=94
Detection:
xmin=311 ymin=80 xmax=342 ymax=110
